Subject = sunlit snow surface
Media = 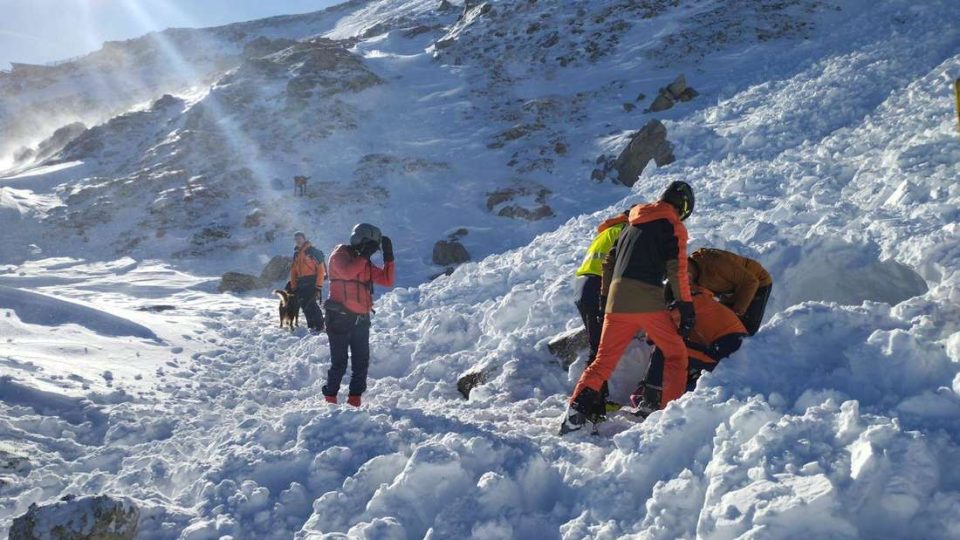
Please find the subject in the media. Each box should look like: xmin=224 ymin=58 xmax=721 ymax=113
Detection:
xmin=2 ymin=0 xmax=960 ymax=538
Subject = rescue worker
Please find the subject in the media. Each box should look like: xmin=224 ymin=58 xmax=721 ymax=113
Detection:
xmin=322 ymin=223 xmax=395 ymax=407
xmin=290 ymin=231 xmax=326 ymax=332
xmin=689 ymin=248 xmax=772 ymax=335
xmin=631 ymin=284 xmax=747 ymax=414
xmin=574 ymin=210 xmax=629 ymax=399
xmin=560 ymin=181 xmax=696 ymax=434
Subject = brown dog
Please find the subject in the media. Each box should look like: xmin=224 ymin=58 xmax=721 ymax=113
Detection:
xmin=294 ymin=175 xmax=309 ymax=197
xmin=274 ymin=285 xmax=300 ymax=330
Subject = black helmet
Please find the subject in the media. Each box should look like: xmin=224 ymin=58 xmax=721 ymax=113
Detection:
xmin=660 ymin=181 xmax=694 ymax=221
xmin=350 ymin=223 xmax=382 ymax=246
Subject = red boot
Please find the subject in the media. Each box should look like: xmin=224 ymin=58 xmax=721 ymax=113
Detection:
xmin=347 ymin=395 xmax=361 ymax=407
xmin=324 ymin=395 xmax=337 ymax=404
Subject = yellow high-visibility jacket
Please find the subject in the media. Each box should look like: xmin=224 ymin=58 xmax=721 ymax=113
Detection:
xmin=576 ymin=216 xmax=627 ymax=278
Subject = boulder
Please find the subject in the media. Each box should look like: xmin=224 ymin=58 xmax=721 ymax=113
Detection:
xmin=10 ymin=495 xmax=139 ymax=540
xmin=218 ymin=272 xmax=267 ymax=293
xmin=611 ymin=120 xmax=675 ymax=187
xmin=457 ymin=371 xmax=487 ymax=399
xmin=547 ymin=327 xmax=589 ymax=370
xmin=260 ymin=255 xmax=293 ymax=283
xmin=432 ymin=240 xmax=471 ymax=267
xmin=647 ymin=93 xmax=674 ymax=112
xmin=665 ymin=74 xmax=687 ymax=99
xmin=677 ymin=87 xmax=699 ymax=102
xmin=486 ymin=184 xmax=555 ymax=221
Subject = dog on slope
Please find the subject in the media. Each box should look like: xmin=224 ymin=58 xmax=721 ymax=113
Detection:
xmin=273 ymin=283 xmax=300 ymax=330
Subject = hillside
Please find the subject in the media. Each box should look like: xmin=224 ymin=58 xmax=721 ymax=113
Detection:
xmin=2 ymin=0 xmax=960 ymax=538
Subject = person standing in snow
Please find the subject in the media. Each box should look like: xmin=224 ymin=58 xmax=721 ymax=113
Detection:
xmin=561 ymin=181 xmax=696 ymax=435
xmin=631 ymin=283 xmax=747 ymax=415
xmin=688 ymin=248 xmax=772 ymax=336
xmin=574 ymin=210 xmax=630 ymax=400
xmin=322 ymin=223 xmax=395 ymax=407
xmin=290 ymin=231 xmax=327 ymax=332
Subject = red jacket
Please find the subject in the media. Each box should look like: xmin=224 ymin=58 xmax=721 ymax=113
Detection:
xmin=290 ymin=242 xmax=326 ymax=288
xmin=327 ymin=244 xmax=395 ymax=315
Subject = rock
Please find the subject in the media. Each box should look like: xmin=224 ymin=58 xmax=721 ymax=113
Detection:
xmin=648 ymin=93 xmax=674 ymax=112
xmin=665 ymin=74 xmax=687 ymax=99
xmin=432 ymin=239 xmax=471 ymax=266
xmin=218 ymin=272 xmax=267 ymax=293
xmin=591 ymin=168 xmax=606 ymax=182
xmin=486 ymin=184 xmax=555 ymax=221
xmin=438 ymin=0 xmax=455 ymax=11
xmin=242 ymin=36 xmax=297 ymax=59
xmin=554 ymin=142 xmax=568 ymax=155
xmin=611 ymin=120 xmax=676 ymax=187
xmin=457 ymin=371 xmax=487 ymax=399
xmin=547 ymin=327 xmax=589 ymax=370
xmin=10 ymin=494 xmax=140 ymax=540
xmin=259 ymin=255 xmax=293 ymax=282
xmin=623 ymin=102 xmax=636 ymax=112
xmin=678 ymin=87 xmax=699 ymax=102
xmin=635 ymin=92 xmax=646 ymax=102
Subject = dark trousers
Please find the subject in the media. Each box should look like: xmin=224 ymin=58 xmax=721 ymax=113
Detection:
xmin=741 ymin=284 xmax=772 ymax=336
xmin=575 ymin=275 xmax=604 ymax=363
xmin=323 ymin=314 xmax=370 ymax=397
xmin=645 ymin=334 xmax=744 ymax=392
xmin=295 ymin=279 xmax=324 ymax=330
xmin=575 ymin=275 xmax=609 ymax=399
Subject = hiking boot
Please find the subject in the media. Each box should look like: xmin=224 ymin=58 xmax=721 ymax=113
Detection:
xmin=558 ymin=406 xmax=588 ymax=435
xmin=630 ymin=384 xmax=661 ymax=419
xmin=324 ymin=395 xmax=337 ymax=404
xmin=347 ymin=395 xmax=362 ymax=407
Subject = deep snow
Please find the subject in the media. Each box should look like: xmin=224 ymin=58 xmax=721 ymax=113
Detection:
xmin=2 ymin=0 xmax=960 ymax=538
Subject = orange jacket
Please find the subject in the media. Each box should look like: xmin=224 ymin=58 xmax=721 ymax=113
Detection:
xmin=597 ymin=213 xmax=628 ymax=233
xmin=691 ymin=248 xmax=771 ymax=315
xmin=327 ymin=244 xmax=395 ymax=315
xmin=672 ymin=286 xmax=747 ymax=364
xmin=291 ymin=242 xmax=326 ymax=288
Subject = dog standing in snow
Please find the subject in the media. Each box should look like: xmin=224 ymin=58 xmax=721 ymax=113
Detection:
xmin=294 ymin=175 xmax=309 ymax=197
xmin=274 ymin=283 xmax=300 ymax=330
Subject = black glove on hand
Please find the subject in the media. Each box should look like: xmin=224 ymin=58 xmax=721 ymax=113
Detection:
xmin=381 ymin=235 xmax=394 ymax=263
xmin=676 ymin=301 xmax=695 ymax=337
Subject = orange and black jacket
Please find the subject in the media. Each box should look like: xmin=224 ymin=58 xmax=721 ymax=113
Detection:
xmin=290 ymin=242 xmax=326 ymax=289
xmin=671 ymin=286 xmax=747 ymax=364
xmin=603 ymin=201 xmax=692 ymax=313
xmin=327 ymin=244 xmax=395 ymax=315
xmin=690 ymin=248 xmax=772 ymax=315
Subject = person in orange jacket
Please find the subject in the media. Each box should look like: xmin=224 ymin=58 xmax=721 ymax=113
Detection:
xmin=560 ymin=181 xmax=696 ymax=435
xmin=630 ymin=284 xmax=747 ymax=414
xmin=321 ymin=223 xmax=395 ymax=407
xmin=689 ymin=248 xmax=772 ymax=335
xmin=290 ymin=231 xmax=327 ymax=332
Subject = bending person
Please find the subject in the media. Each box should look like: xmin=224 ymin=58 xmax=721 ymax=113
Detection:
xmin=689 ymin=248 xmax=771 ymax=335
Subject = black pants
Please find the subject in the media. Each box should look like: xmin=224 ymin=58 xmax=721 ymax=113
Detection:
xmin=575 ymin=275 xmax=609 ymax=399
xmin=295 ymin=280 xmax=324 ymax=331
xmin=644 ymin=334 xmax=744 ymax=392
xmin=575 ymin=275 xmax=604 ymax=363
xmin=323 ymin=312 xmax=370 ymax=397
xmin=741 ymin=284 xmax=772 ymax=336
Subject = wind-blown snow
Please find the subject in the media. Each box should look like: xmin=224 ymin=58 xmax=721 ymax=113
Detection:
xmin=2 ymin=0 xmax=960 ymax=538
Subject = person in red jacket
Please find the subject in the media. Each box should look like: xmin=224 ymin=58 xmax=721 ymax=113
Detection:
xmin=290 ymin=231 xmax=326 ymax=332
xmin=322 ymin=223 xmax=395 ymax=407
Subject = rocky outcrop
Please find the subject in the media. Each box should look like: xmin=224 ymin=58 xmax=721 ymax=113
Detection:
xmin=486 ymin=184 xmax=554 ymax=221
xmin=432 ymin=239 xmax=470 ymax=267
xmin=592 ymin=120 xmax=676 ymax=187
xmin=457 ymin=371 xmax=487 ymax=399
xmin=218 ymin=272 xmax=267 ymax=293
xmin=645 ymin=75 xmax=699 ymax=113
xmin=260 ymin=255 xmax=293 ymax=283
xmin=10 ymin=495 xmax=140 ymax=540
xmin=547 ymin=327 xmax=589 ymax=370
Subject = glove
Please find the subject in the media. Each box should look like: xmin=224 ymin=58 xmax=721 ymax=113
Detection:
xmin=676 ymin=301 xmax=695 ymax=337
xmin=381 ymin=235 xmax=394 ymax=263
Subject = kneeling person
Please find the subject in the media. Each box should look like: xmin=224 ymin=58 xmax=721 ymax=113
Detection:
xmin=689 ymin=248 xmax=772 ymax=336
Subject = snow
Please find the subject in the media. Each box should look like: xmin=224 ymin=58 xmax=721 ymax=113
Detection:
xmin=2 ymin=0 xmax=960 ymax=538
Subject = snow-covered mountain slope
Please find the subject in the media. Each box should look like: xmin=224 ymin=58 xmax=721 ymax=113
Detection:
xmin=3 ymin=0 xmax=926 ymax=283
xmin=2 ymin=0 xmax=960 ymax=538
